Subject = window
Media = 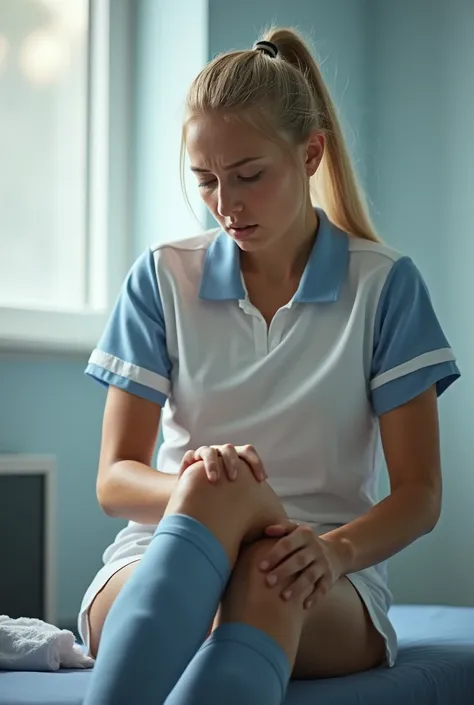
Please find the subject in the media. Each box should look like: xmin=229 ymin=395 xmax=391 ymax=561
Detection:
xmin=0 ymin=0 xmax=131 ymax=351
xmin=0 ymin=0 xmax=89 ymax=310
xmin=0 ymin=0 xmax=209 ymax=352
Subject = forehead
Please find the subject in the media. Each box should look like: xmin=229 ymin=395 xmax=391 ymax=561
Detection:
xmin=185 ymin=114 xmax=281 ymax=168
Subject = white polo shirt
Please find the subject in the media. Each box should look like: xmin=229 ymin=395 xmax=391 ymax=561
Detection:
xmin=86 ymin=208 xmax=459 ymax=561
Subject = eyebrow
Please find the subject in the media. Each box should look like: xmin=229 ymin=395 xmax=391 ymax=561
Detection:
xmin=190 ymin=157 xmax=263 ymax=173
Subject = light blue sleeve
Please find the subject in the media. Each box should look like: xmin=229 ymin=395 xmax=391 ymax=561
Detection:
xmin=85 ymin=249 xmax=171 ymax=406
xmin=370 ymin=257 xmax=460 ymax=416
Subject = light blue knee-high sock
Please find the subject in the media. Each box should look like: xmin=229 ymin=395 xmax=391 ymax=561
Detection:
xmin=165 ymin=622 xmax=292 ymax=705
xmin=83 ymin=513 xmax=231 ymax=705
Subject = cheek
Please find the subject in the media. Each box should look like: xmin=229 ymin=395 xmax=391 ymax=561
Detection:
xmin=258 ymin=171 xmax=302 ymax=218
xmin=278 ymin=169 xmax=303 ymax=203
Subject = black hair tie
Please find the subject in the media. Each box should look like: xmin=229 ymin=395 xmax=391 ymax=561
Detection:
xmin=253 ymin=40 xmax=278 ymax=59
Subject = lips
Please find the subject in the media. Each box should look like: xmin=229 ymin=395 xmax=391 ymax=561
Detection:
xmin=228 ymin=224 xmax=259 ymax=240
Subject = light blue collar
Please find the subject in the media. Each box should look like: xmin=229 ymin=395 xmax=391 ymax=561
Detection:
xmin=198 ymin=208 xmax=349 ymax=303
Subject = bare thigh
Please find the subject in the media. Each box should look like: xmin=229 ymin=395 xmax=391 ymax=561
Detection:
xmin=88 ymin=561 xmax=140 ymax=658
xmin=293 ymin=575 xmax=386 ymax=678
xmin=215 ymin=538 xmax=386 ymax=679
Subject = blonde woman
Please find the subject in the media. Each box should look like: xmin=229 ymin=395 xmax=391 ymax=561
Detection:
xmin=81 ymin=27 xmax=459 ymax=705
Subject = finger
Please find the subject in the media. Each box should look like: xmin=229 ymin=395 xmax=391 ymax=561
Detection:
xmin=264 ymin=548 xmax=315 ymax=593
xmin=195 ymin=446 xmax=221 ymax=482
xmin=303 ymin=575 xmax=331 ymax=609
xmin=237 ymin=445 xmax=267 ymax=481
xmin=264 ymin=521 xmax=299 ymax=536
xmin=280 ymin=561 xmax=324 ymax=601
xmin=263 ymin=525 xmax=288 ymax=536
xmin=259 ymin=527 xmax=309 ymax=572
xmin=216 ymin=444 xmax=239 ymax=480
xmin=178 ymin=450 xmax=197 ymax=477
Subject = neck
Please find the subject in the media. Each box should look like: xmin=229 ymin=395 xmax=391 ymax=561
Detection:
xmin=241 ymin=207 xmax=319 ymax=283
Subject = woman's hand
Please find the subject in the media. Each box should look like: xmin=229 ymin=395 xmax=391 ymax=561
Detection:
xmin=259 ymin=521 xmax=345 ymax=609
xmin=178 ymin=444 xmax=267 ymax=483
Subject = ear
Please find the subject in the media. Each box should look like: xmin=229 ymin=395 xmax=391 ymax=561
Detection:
xmin=304 ymin=131 xmax=324 ymax=177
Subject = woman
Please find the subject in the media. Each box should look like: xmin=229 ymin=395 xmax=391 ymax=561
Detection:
xmin=80 ymin=27 xmax=460 ymax=705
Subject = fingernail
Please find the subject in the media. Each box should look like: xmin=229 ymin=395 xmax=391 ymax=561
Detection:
xmin=230 ymin=468 xmax=238 ymax=480
xmin=305 ymin=600 xmax=313 ymax=609
xmin=266 ymin=574 xmax=278 ymax=586
xmin=283 ymin=589 xmax=292 ymax=599
xmin=209 ymin=471 xmax=217 ymax=481
xmin=259 ymin=560 xmax=269 ymax=570
xmin=259 ymin=472 xmax=266 ymax=481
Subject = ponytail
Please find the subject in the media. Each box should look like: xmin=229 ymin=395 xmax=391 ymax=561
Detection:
xmin=262 ymin=27 xmax=379 ymax=241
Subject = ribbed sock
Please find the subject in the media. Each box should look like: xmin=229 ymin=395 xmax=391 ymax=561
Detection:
xmin=83 ymin=513 xmax=231 ymax=705
xmin=165 ymin=622 xmax=291 ymax=705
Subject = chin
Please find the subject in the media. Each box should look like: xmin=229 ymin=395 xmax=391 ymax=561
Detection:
xmin=233 ymin=239 xmax=262 ymax=252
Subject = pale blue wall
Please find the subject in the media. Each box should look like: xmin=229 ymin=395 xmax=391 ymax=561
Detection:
xmin=367 ymin=0 xmax=474 ymax=606
xmin=1 ymin=0 xmax=471 ymax=626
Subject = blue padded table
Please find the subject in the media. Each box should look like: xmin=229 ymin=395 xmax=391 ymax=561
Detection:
xmin=1 ymin=605 xmax=473 ymax=705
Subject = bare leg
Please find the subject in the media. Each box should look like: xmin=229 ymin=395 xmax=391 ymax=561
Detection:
xmin=214 ymin=537 xmax=386 ymax=678
xmin=88 ymin=463 xmax=384 ymax=680
xmin=87 ymin=458 xmax=287 ymax=658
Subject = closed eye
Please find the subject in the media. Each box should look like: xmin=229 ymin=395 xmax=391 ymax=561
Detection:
xmin=197 ymin=179 xmax=216 ymax=189
xmin=239 ymin=171 xmax=263 ymax=183
xmin=198 ymin=171 xmax=263 ymax=189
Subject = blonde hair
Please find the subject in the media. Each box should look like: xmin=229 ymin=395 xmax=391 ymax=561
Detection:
xmin=181 ymin=26 xmax=380 ymax=242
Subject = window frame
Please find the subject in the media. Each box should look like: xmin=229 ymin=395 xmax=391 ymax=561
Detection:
xmin=0 ymin=0 xmax=133 ymax=353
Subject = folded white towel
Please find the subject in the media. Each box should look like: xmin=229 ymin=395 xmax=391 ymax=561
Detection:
xmin=0 ymin=615 xmax=95 ymax=671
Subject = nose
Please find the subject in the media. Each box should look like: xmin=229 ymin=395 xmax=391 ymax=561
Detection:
xmin=217 ymin=184 xmax=243 ymax=218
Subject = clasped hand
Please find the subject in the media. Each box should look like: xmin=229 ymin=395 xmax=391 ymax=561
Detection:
xmin=178 ymin=443 xmax=267 ymax=482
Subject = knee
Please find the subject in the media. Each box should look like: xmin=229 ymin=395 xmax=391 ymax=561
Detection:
xmin=166 ymin=460 xmax=287 ymax=546
xmin=173 ymin=458 xmax=283 ymax=517
xmin=175 ymin=459 xmax=208 ymax=489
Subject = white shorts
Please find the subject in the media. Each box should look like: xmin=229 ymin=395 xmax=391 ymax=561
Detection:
xmin=78 ymin=521 xmax=398 ymax=666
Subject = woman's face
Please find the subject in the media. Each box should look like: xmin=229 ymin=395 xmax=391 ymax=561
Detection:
xmin=186 ymin=113 xmax=321 ymax=254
